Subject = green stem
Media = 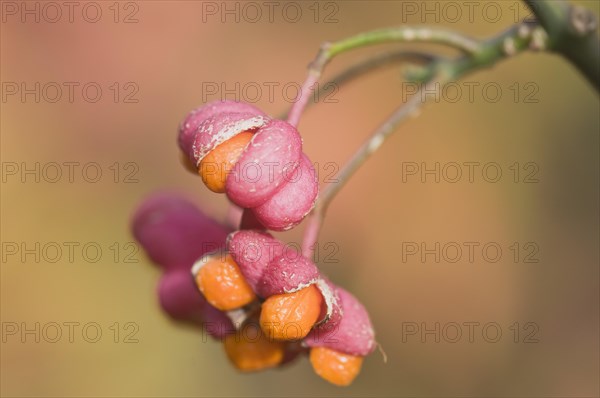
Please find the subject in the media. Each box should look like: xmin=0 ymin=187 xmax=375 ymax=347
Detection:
xmin=279 ymin=50 xmax=437 ymax=120
xmin=525 ymin=0 xmax=600 ymax=90
xmin=302 ymin=76 xmax=443 ymax=258
xmin=301 ymin=21 xmax=543 ymax=257
xmin=437 ymin=21 xmax=538 ymax=81
xmin=287 ymin=26 xmax=480 ymax=126
xmin=327 ymin=26 xmax=481 ymax=57
xmin=297 ymin=3 xmax=599 ymax=255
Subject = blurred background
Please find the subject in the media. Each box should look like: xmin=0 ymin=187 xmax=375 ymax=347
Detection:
xmin=1 ymin=1 xmax=598 ymax=396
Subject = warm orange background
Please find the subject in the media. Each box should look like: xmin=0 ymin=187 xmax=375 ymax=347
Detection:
xmin=1 ymin=1 xmax=598 ymax=396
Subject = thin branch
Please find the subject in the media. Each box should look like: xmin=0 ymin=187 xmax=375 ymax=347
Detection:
xmin=302 ymin=77 xmax=444 ymax=258
xmin=327 ymin=26 xmax=481 ymax=58
xmin=523 ymin=0 xmax=568 ymax=33
xmin=287 ymin=26 xmax=482 ymax=127
xmin=279 ymin=50 xmax=437 ymax=120
xmin=317 ymin=78 xmax=441 ymax=214
xmin=525 ymin=0 xmax=599 ymax=90
xmin=409 ymin=20 xmax=541 ymax=84
xmin=302 ymin=20 xmax=544 ymax=258
xmin=299 ymin=7 xmax=599 ymax=256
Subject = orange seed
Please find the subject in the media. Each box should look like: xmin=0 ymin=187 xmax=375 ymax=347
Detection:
xmin=259 ymin=284 xmax=323 ymax=341
xmin=223 ymin=323 xmax=285 ymax=372
xmin=309 ymin=346 xmax=363 ymax=386
xmin=199 ymin=131 xmax=254 ymax=193
xmin=195 ymin=254 xmax=256 ymax=311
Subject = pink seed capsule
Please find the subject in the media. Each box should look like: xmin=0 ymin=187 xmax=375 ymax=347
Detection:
xmin=178 ymin=102 xmax=317 ymax=233
xmin=158 ymin=270 xmax=235 ymax=340
xmin=225 ymin=119 xmax=303 ymax=209
xmin=158 ymin=270 xmax=206 ymax=324
xmin=305 ymin=286 xmax=376 ymax=357
xmin=178 ymin=100 xmax=265 ymax=161
xmin=228 ymin=229 xmax=321 ymax=299
xmin=257 ymin=266 xmax=339 ymax=342
xmin=192 ymin=112 xmax=269 ymax=165
xmin=256 ymin=252 xmax=320 ymax=298
xmin=251 ymin=153 xmax=318 ymax=231
xmin=227 ymin=230 xmax=286 ymax=293
xmin=131 ymin=192 xmax=231 ymax=271
xmin=312 ymin=278 xmax=343 ymax=327
xmin=201 ymin=302 xmax=237 ymax=340
xmin=227 ymin=231 xmax=340 ymax=326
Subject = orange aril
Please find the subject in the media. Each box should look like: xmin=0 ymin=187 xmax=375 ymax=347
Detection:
xmin=195 ymin=254 xmax=256 ymax=311
xmin=199 ymin=131 xmax=253 ymax=193
xmin=260 ymin=284 xmax=323 ymax=340
xmin=309 ymin=346 xmax=363 ymax=386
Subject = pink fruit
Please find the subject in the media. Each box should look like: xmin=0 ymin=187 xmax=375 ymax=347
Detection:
xmin=227 ymin=230 xmax=286 ymax=293
xmin=131 ymin=192 xmax=230 ymax=270
xmin=305 ymin=287 xmax=376 ymax=357
xmin=225 ymin=119 xmax=303 ymax=208
xmin=256 ymin=252 xmax=320 ymax=298
xmin=192 ymin=112 xmax=269 ymax=165
xmin=178 ymin=102 xmax=319 ymax=233
xmin=158 ymin=270 xmax=234 ymax=340
xmin=226 ymin=230 xmax=341 ymax=327
xmin=252 ymin=154 xmax=318 ymax=231
xmin=178 ymin=100 xmax=265 ymax=161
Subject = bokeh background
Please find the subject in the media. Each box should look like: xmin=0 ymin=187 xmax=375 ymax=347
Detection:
xmin=1 ymin=1 xmax=598 ymax=396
